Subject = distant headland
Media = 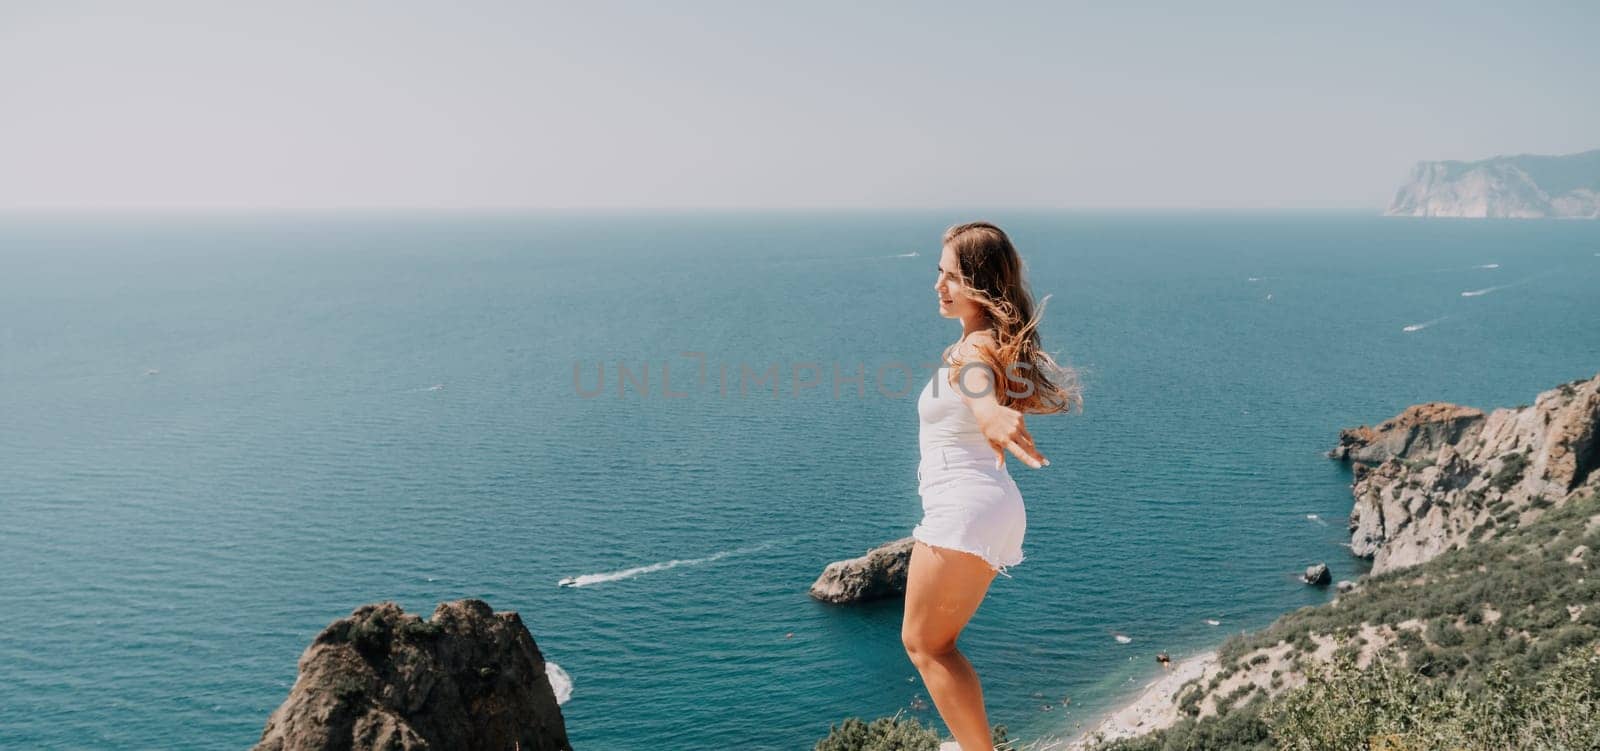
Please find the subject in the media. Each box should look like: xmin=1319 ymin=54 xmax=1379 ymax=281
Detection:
xmin=1385 ymin=149 xmax=1600 ymax=218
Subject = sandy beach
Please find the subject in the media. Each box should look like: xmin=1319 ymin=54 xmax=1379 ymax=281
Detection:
xmin=1061 ymin=650 xmax=1220 ymax=749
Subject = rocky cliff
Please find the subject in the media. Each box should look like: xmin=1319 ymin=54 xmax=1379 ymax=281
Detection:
xmin=1071 ymin=374 xmax=1600 ymax=749
xmin=1384 ymin=149 xmax=1600 ymax=218
xmin=1330 ymin=373 xmax=1600 ymax=574
xmin=254 ymin=599 xmax=572 ymax=751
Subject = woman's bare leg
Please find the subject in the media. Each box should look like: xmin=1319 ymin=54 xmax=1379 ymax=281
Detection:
xmin=901 ymin=540 xmax=1000 ymax=751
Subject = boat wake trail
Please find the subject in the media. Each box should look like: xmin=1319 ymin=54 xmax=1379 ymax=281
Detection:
xmin=1460 ymin=268 xmax=1559 ymax=298
xmin=557 ymin=541 xmax=775 ymax=588
xmin=1402 ymin=316 xmax=1448 ymax=332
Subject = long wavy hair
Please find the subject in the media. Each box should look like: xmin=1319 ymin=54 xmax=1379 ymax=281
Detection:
xmin=940 ymin=221 xmax=1082 ymax=415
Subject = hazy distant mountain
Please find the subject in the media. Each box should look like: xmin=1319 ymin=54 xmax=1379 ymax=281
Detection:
xmin=1385 ymin=149 xmax=1600 ymax=218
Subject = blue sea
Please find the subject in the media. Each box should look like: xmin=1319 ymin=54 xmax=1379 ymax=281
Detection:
xmin=2 ymin=212 xmax=1597 ymax=749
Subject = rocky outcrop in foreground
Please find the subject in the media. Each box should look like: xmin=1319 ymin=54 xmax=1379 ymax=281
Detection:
xmin=1330 ymin=373 xmax=1600 ymax=574
xmin=254 ymin=599 xmax=571 ymax=751
xmin=1384 ymin=149 xmax=1600 ymax=218
xmin=809 ymin=537 xmax=914 ymax=604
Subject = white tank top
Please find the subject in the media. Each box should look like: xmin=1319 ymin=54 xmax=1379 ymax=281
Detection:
xmin=917 ymin=365 xmax=995 ymax=466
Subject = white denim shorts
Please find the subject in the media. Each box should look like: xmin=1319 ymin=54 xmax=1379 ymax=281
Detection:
xmin=914 ymin=445 xmax=1027 ymax=577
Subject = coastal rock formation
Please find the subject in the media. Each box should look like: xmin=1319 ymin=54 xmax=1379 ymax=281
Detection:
xmin=1327 ymin=403 xmax=1485 ymax=464
xmin=1302 ymin=563 xmax=1331 ymax=586
xmin=1384 ymin=149 xmax=1600 ymax=218
xmin=1332 ymin=373 xmax=1600 ymax=574
xmin=809 ymin=537 xmax=915 ymax=604
xmin=253 ymin=599 xmax=572 ymax=751
xmin=1069 ymin=376 xmax=1600 ymax=749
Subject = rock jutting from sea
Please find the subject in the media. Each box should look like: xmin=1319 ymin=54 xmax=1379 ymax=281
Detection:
xmin=253 ymin=599 xmax=572 ymax=751
xmin=809 ymin=537 xmax=915 ymax=604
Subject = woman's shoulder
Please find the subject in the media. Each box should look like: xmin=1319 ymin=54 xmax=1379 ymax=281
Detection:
xmin=951 ymin=329 xmax=1000 ymax=360
xmin=963 ymin=329 xmax=999 ymax=347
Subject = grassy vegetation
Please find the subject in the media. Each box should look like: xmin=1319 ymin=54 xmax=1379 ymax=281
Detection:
xmin=1490 ymin=451 xmax=1530 ymax=493
xmin=1268 ymin=645 xmax=1600 ymax=751
xmin=1089 ymin=696 xmax=1273 ymax=751
xmin=1091 ymin=493 xmax=1600 ymax=750
xmin=814 ymin=712 xmax=1009 ymax=751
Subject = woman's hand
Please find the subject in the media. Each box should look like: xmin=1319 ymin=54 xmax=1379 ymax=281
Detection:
xmin=973 ymin=401 xmax=1049 ymax=470
xmin=950 ymin=342 xmax=1050 ymax=470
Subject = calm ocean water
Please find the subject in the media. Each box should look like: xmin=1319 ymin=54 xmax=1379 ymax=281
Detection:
xmin=1 ymin=212 xmax=1597 ymax=749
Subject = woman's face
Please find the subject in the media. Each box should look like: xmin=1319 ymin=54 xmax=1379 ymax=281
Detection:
xmin=935 ymin=244 xmax=980 ymax=320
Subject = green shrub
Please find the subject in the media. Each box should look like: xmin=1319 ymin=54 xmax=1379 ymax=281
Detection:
xmin=1216 ymin=684 xmax=1257 ymax=714
xmin=1267 ymin=645 xmax=1600 ymax=750
xmin=1217 ymin=635 xmax=1250 ymax=670
xmin=1177 ymin=681 xmax=1203 ymax=717
xmin=1491 ymin=452 xmax=1529 ymax=493
xmin=1427 ymin=616 xmax=1464 ymax=647
xmin=1094 ymin=696 xmax=1272 ymax=750
xmin=814 ymin=712 xmax=1008 ymax=751
xmin=399 ymin=618 xmax=442 ymax=640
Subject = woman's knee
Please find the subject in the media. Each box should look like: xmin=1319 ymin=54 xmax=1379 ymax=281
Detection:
xmin=901 ymin=624 xmax=957 ymax=662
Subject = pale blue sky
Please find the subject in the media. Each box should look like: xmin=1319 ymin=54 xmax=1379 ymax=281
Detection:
xmin=1 ymin=1 xmax=1596 ymax=210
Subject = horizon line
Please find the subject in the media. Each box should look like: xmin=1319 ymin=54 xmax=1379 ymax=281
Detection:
xmin=0 ymin=204 xmax=1384 ymax=216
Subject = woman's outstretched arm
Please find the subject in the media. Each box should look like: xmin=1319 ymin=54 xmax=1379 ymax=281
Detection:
xmin=949 ymin=333 xmax=1049 ymax=470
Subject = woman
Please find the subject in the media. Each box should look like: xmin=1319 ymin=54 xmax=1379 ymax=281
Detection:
xmin=903 ymin=222 xmax=1081 ymax=751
